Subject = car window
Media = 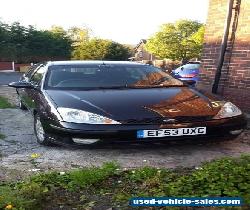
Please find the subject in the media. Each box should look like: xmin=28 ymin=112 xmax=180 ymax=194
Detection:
xmin=45 ymin=64 xmax=183 ymax=90
xmin=181 ymin=64 xmax=200 ymax=70
xmin=30 ymin=66 xmax=47 ymax=86
xmin=24 ymin=64 xmax=43 ymax=80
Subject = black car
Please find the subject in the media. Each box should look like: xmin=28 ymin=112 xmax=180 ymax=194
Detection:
xmin=9 ymin=61 xmax=246 ymax=146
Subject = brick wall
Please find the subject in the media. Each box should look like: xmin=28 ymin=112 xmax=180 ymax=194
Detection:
xmin=199 ymin=0 xmax=250 ymax=112
xmin=0 ymin=62 xmax=13 ymax=70
xmin=0 ymin=62 xmax=31 ymax=71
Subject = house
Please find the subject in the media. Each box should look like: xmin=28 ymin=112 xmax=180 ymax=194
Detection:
xmin=132 ymin=40 xmax=181 ymax=71
xmin=198 ymin=0 xmax=250 ymax=112
xmin=134 ymin=39 xmax=155 ymax=62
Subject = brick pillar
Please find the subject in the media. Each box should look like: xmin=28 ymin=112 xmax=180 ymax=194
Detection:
xmin=199 ymin=0 xmax=250 ymax=112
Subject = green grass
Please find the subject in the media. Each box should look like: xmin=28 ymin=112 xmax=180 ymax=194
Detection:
xmin=0 ymin=133 xmax=5 ymax=139
xmin=0 ymin=96 xmax=13 ymax=108
xmin=0 ymin=156 xmax=249 ymax=209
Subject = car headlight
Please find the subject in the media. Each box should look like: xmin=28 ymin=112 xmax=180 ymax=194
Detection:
xmin=57 ymin=107 xmax=121 ymax=124
xmin=213 ymin=102 xmax=242 ymax=119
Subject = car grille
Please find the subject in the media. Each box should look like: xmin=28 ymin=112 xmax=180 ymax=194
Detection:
xmin=123 ymin=118 xmax=164 ymax=125
xmin=122 ymin=116 xmax=213 ymax=125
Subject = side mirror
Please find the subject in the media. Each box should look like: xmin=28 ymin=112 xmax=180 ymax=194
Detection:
xmin=8 ymin=81 xmax=34 ymax=89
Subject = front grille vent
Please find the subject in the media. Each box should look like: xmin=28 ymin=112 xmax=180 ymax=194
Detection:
xmin=122 ymin=116 xmax=213 ymax=125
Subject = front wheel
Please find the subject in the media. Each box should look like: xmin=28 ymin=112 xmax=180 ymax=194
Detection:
xmin=34 ymin=114 xmax=53 ymax=146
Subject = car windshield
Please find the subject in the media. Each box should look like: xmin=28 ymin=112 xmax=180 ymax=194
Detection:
xmin=45 ymin=64 xmax=184 ymax=90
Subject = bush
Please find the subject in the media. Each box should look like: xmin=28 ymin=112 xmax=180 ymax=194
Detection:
xmin=0 ymin=156 xmax=249 ymax=209
xmin=165 ymin=155 xmax=250 ymax=203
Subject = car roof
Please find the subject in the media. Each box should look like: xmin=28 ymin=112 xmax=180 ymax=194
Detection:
xmin=47 ymin=60 xmax=146 ymax=66
xmin=187 ymin=61 xmax=201 ymax=64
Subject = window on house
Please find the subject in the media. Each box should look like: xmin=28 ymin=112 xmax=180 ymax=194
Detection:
xmin=139 ymin=50 xmax=143 ymax=58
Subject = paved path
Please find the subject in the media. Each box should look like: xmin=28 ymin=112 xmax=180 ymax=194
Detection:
xmin=0 ymin=71 xmax=22 ymax=85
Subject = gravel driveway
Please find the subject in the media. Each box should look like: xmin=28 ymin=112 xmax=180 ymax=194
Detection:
xmin=0 ymin=86 xmax=249 ymax=181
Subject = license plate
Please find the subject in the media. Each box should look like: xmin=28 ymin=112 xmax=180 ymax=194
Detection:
xmin=137 ymin=127 xmax=206 ymax=138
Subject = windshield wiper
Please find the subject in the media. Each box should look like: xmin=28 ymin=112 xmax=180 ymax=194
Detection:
xmin=151 ymin=77 xmax=170 ymax=85
xmin=150 ymin=77 xmax=186 ymax=87
xmin=84 ymin=83 xmax=185 ymax=90
xmin=88 ymin=85 xmax=157 ymax=90
xmin=90 ymin=86 xmax=130 ymax=89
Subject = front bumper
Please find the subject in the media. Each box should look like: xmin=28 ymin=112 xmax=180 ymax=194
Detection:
xmin=178 ymin=78 xmax=199 ymax=85
xmin=42 ymin=115 xmax=247 ymax=145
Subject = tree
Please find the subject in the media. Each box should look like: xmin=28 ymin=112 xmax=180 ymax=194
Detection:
xmin=104 ymin=41 xmax=132 ymax=60
xmin=48 ymin=26 xmax=72 ymax=60
xmin=69 ymin=26 xmax=92 ymax=59
xmin=68 ymin=26 xmax=91 ymax=44
xmin=72 ymin=38 xmax=132 ymax=60
xmin=5 ymin=22 xmax=28 ymax=62
xmin=0 ymin=21 xmax=12 ymax=61
xmin=0 ymin=21 xmax=72 ymax=63
xmin=145 ymin=20 xmax=205 ymax=63
xmin=0 ymin=20 xmax=130 ymax=63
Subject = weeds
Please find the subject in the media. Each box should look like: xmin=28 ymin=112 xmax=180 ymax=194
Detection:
xmin=0 ymin=156 xmax=249 ymax=209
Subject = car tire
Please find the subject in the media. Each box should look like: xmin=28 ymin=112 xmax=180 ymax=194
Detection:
xmin=34 ymin=114 xmax=53 ymax=146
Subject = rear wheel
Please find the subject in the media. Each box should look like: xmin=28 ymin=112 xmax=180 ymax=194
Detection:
xmin=34 ymin=114 xmax=53 ymax=146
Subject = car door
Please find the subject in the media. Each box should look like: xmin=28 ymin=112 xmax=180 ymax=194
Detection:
xmin=22 ymin=65 xmax=47 ymax=111
xmin=18 ymin=64 xmax=42 ymax=107
xmin=20 ymin=64 xmax=41 ymax=82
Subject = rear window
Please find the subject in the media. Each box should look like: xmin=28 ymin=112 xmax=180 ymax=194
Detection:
xmin=178 ymin=64 xmax=200 ymax=70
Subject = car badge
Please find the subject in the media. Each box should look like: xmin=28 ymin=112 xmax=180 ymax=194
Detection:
xmin=163 ymin=118 xmax=176 ymax=123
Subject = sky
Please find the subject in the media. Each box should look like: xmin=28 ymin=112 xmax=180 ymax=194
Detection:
xmin=0 ymin=0 xmax=209 ymax=45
